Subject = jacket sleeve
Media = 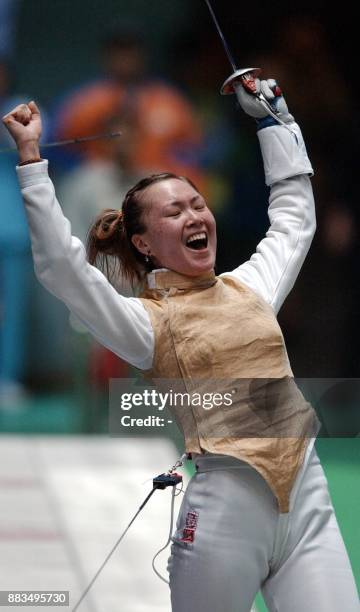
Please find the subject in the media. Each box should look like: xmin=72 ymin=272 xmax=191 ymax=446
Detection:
xmin=17 ymin=161 xmax=154 ymax=370
xmin=220 ymin=123 xmax=316 ymax=314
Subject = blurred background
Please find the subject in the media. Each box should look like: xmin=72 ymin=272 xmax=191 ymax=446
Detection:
xmin=0 ymin=1 xmax=359 ymax=610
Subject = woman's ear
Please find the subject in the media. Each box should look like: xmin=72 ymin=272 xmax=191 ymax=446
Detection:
xmin=131 ymin=233 xmax=150 ymax=256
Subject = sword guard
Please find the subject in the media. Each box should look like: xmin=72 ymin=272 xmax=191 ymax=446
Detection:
xmin=221 ymin=68 xmax=261 ymax=95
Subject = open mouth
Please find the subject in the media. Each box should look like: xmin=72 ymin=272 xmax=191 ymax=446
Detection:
xmin=186 ymin=232 xmax=208 ymax=251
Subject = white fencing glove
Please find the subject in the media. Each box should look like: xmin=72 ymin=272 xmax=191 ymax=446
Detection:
xmin=233 ymin=75 xmax=313 ymax=184
xmin=234 ymin=78 xmax=295 ymax=130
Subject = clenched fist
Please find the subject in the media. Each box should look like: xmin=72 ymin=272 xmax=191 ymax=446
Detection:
xmin=235 ymin=78 xmax=294 ymax=125
xmin=2 ymin=101 xmax=42 ymax=163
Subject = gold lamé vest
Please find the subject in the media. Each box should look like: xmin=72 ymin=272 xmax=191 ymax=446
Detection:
xmin=139 ymin=269 xmax=319 ymax=513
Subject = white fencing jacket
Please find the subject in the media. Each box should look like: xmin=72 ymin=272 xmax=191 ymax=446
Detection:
xmin=16 ymin=123 xmax=315 ymax=373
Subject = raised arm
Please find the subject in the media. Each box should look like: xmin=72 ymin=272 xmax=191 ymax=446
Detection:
xmin=220 ymin=79 xmax=315 ymax=314
xmin=2 ymin=102 xmax=154 ymax=370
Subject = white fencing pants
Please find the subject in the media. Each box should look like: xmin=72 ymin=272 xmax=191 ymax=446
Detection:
xmin=167 ymin=445 xmax=360 ymax=612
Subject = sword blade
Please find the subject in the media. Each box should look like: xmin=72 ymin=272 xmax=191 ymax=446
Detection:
xmin=0 ymin=131 xmax=122 ymax=154
xmin=203 ymin=0 xmax=238 ymax=72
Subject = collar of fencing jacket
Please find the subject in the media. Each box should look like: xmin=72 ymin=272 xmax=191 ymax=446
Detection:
xmin=146 ymin=268 xmax=217 ymax=291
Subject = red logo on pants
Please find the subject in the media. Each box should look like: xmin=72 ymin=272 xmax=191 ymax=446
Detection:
xmin=180 ymin=510 xmax=199 ymax=543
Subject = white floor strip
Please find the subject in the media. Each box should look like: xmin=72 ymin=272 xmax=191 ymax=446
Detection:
xmin=0 ymin=435 xmax=186 ymax=612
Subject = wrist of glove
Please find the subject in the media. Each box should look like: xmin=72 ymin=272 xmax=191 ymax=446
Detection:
xmin=234 ymin=78 xmax=295 ymax=129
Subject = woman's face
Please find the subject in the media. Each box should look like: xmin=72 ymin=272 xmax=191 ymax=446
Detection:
xmin=132 ymin=178 xmax=217 ymax=277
